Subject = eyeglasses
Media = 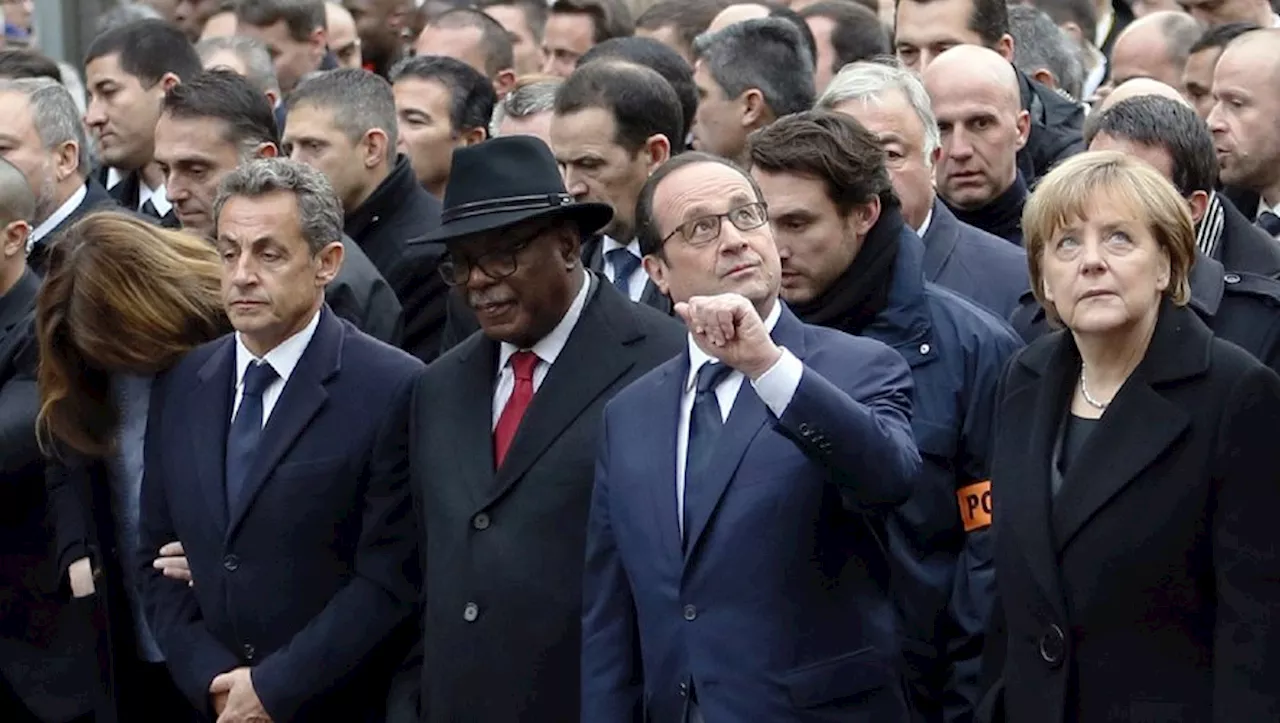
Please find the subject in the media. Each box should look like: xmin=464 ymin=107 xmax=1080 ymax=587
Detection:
xmin=437 ymin=225 xmax=549 ymax=286
xmin=661 ymin=202 xmax=769 ymax=248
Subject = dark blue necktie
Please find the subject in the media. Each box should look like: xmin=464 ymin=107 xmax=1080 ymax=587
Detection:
xmin=606 ymin=247 xmax=641 ymax=298
xmin=1258 ymin=210 xmax=1280 ymax=238
xmin=225 ymin=361 xmax=279 ymax=509
xmin=140 ymin=198 xmax=161 ymax=220
xmin=684 ymin=362 xmax=733 ymax=541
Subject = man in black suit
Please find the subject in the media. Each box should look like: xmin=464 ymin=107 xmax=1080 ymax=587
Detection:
xmin=85 ymin=20 xmax=204 ymax=229
xmin=284 ymin=68 xmax=447 ymax=362
xmin=553 ymin=61 xmax=679 ymax=315
xmin=139 ymin=158 xmax=423 ymax=723
xmin=1210 ymin=30 xmax=1280 ymax=241
xmin=398 ymin=136 xmax=684 ymax=723
xmin=0 ymin=159 xmax=96 ymax=723
xmin=155 ymin=69 xmax=404 ymax=345
xmin=0 ymin=78 xmax=115 ymax=276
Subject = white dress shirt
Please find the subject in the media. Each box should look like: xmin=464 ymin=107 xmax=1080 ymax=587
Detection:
xmin=491 ymin=269 xmax=592 ymax=428
xmin=106 ymin=166 xmax=172 ymax=216
xmin=915 ymin=206 xmax=934 ymax=239
xmin=602 ymin=236 xmax=648 ymax=302
xmin=231 ymin=308 xmax=322 ymax=426
xmin=675 ymin=300 xmax=804 ymax=535
xmin=27 ymin=184 xmax=86 ymax=252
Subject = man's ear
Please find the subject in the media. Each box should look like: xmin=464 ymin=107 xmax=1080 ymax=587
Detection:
xmin=849 ymin=197 xmax=882 ymax=238
xmin=741 ymin=89 xmax=770 ymax=129
xmin=995 ymin=33 xmax=1015 ymax=62
xmin=1032 ymin=68 xmax=1058 ymax=90
xmin=54 ymin=140 xmax=81 ymax=182
xmin=363 ymin=129 xmax=390 ymax=168
xmin=494 ymin=70 xmax=517 ymax=98
xmin=315 ymin=239 xmax=345 ymax=285
xmin=257 ymin=143 xmax=280 ymax=159
xmin=158 ymin=72 xmax=182 ymax=94
xmin=1186 ymin=190 xmax=1210 ymax=225
xmin=1014 ymin=109 xmax=1031 ymax=150
xmin=642 ymin=253 xmax=670 ymax=296
xmin=460 ymin=125 xmax=488 ymax=146
xmin=2 ymin=220 xmax=31 ymax=260
xmin=643 ymin=133 xmax=672 ymax=173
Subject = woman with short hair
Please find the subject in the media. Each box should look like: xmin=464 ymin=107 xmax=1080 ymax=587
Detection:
xmin=982 ymin=151 xmax=1280 ymax=722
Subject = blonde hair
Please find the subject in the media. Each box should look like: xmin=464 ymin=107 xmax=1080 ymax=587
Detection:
xmin=1022 ymin=150 xmax=1194 ymax=325
xmin=36 ymin=212 xmax=229 ymax=456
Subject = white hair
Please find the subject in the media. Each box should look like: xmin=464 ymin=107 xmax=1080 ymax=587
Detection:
xmin=816 ymin=57 xmax=942 ymax=168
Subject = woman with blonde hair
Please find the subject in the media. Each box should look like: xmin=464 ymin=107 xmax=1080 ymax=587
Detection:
xmin=981 ymin=151 xmax=1280 ymax=722
xmin=37 ymin=211 xmax=227 ymax=722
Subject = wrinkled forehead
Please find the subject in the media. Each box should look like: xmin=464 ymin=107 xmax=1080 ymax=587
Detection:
xmin=655 ymin=162 xmax=759 ymax=227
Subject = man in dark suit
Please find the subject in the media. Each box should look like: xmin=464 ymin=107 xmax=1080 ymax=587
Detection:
xmin=155 ymin=68 xmax=404 ymax=345
xmin=85 ymin=20 xmax=204 ymax=229
xmin=139 ymin=158 xmax=423 ymax=723
xmin=582 ymin=152 xmax=922 ymax=722
xmin=0 ymin=78 xmax=116 ymax=276
xmin=399 ymin=136 xmax=684 ymax=723
xmin=818 ymin=59 xmax=1030 ymax=319
xmin=1212 ymin=31 xmax=1280 ymax=242
xmin=0 ymin=159 xmax=97 ymax=723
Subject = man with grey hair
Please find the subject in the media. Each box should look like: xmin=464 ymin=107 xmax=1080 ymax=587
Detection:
xmin=96 ymin=1 xmax=165 ymax=35
xmin=817 ymin=60 xmax=1028 ymax=318
xmin=1008 ymin=4 xmax=1085 ymax=101
xmin=489 ymin=75 xmax=561 ymax=146
xmin=690 ymin=17 xmax=815 ymax=165
xmin=197 ymin=35 xmax=282 ymax=108
xmin=139 ymin=156 xmax=423 ymax=723
xmin=0 ymin=78 xmax=116 ymax=276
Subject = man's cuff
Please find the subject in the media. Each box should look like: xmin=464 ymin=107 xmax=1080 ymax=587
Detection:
xmin=751 ymin=347 xmax=803 ymax=418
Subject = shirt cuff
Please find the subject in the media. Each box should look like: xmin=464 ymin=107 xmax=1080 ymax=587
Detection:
xmin=751 ymin=348 xmax=803 ymax=418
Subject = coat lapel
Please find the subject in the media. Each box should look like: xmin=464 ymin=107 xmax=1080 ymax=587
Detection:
xmin=644 ymin=357 xmax=686 ymax=568
xmin=478 ymin=280 xmax=643 ymax=511
xmin=189 ymin=338 xmax=236 ymax=532
xmin=446 ymin=334 xmax=501 ymax=513
xmin=226 ymin=310 xmax=343 ymax=539
xmin=920 ymin=200 xmax=960 ymax=282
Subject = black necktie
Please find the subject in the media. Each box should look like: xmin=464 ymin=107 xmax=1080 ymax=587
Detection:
xmin=684 ymin=362 xmax=732 ymax=540
xmin=1258 ymin=210 xmax=1280 ymax=238
xmin=226 ymin=361 xmax=279 ymax=509
xmin=140 ymin=198 xmax=161 ymax=220
xmin=606 ymin=247 xmax=641 ymax=298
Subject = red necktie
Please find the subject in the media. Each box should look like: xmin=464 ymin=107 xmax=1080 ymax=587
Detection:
xmin=494 ymin=351 xmax=539 ymax=468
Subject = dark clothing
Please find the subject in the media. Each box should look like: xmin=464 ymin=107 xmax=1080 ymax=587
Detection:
xmin=139 ymin=308 xmax=423 ymax=723
xmin=391 ymin=238 xmax=450 ymax=363
xmin=583 ymin=305 xmax=921 ymax=723
xmin=1098 ymin=0 xmax=1135 ymax=64
xmin=983 ymin=301 xmax=1280 ymax=723
xmin=791 ymin=218 xmax=1024 ymax=723
xmin=330 ymin=235 xmax=404 ymax=346
xmin=1213 ymin=189 xmax=1280 ymax=278
xmin=1010 ymin=252 xmax=1280 ymax=375
xmin=582 ymin=235 xmax=674 ymax=314
xmin=1015 ymin=70 xmax=1085 ymax=184
xmin=792 ymin=207 xmax=901 ymax=334
xmin=406 ymin=277 xmax=684 ymax=723
xmin=92 ymin=168 xmax=179 ymax=229
xmin=921 ymin=199 xmax=1029 ymax=319
xmin=948 ymin=174 xmax=1028 ymax=247
xmin=27 ymin=179 xmax=117 ymax=276
xmin=1 ymin=272 xmax=98 ymax=723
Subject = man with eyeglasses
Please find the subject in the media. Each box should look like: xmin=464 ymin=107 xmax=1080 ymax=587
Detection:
xmin=581 ymin=149 xmax=923 ymax=723
xmin=393 ymin=135 xmax=684 ymax=723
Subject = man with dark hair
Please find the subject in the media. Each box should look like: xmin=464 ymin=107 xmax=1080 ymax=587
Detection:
xmin=553 ymin=61 xmax=682 ymax=312
xmin=1029 ymin=0 xmax=1108 ymax=97
xmin=797 ymin=1 xmax=890 ymax=93
xmin=389 ymin=55 xmax=496 ymax=198
xmin=0 ymin=48 xmax=62 ymax=82
xmin=1008 ymin=4 xmax=1084 ymax=100
xmin=236 ymin=0 xmax=330 ymax=93
xmin=414 ymin=8 xmax=517 ymax=97
xmin=84 ymin=18 xmax=202 ymax=227
xmin=542 ymin=0 xmax=635 ymax=77
xmin=284 ymin=68 xmax=446 ymax=360
xmin=1101 ymin=11 xmax=1200 ymax=97
xmin=1183 ymin=21 xmax=1259 ymax=119
xmin=635 ymin=0 xmax=733 ymax=64
xmin=895 ymin=0 xmax=1085 ymax=183
xmin=175 ymin=0 xmax=226 ymax=40
xmin=578 ymin=36 xmax=698 ymax=150
xmin=690 ymin=18 xmax=815 ymax=166
xmin=153 ymin=69 xmax=404 ymax=344
xmin=476 ymin=0 xmax=548 ymax=75
xmin=706 ymin=2 xmax=820 ymax=73
xmin=748 ymin=109 xmax=1022 ymax=723
xmin=344 ymin=0 xmax=412 ymax=77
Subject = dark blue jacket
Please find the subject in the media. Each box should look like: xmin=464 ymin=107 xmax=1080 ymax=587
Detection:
xmin=860 ymin=230 xmax=1024 ymax=723
xmin=921 ymin=199 xmax=1029 ymax=320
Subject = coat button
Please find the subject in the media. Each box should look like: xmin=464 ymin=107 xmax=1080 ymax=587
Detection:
xmin=1225 ymin=273 xmax=1241 ymax=284
xmin=919 ymin=343 xmax=931 ymax=354
xmin=222 ymin=554 xmax=239 ymax=572
xmin=463 ymin=602 xmax=480 ymax=622
xmin=798 ymin=422 xmax=812 ymax=435
xmin=473 ymin=513 xmax=490 ymax=530
xmin=678 ymin=681 xmax=689 ymax=697
xmin=242 ymin=643 xmax=256 ymax=661
xmin=1039 ymin=623 xmax=1066 ymax=667
xmin=683 ymin=604 xmax=697 ymax=621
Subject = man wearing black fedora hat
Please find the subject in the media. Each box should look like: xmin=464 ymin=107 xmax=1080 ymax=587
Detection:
xmin=394 ymin=135 xmax=684 ymax=723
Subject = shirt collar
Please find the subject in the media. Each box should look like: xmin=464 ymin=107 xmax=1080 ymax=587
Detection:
xmin=106 ymin=167 xmax=123 ymax=191
xmin=601 ymin=234 xmax=641 ymax=257
xmin=684 ymin=297 xmax=783 ymax=392
xmin=497 ymin=267 xmax=592 ymax=372
xmin=140 ymin=182 xmax=173 ymax=216
xmin=915 ymin=206 xmax=935 ymax=238
xmin=1094 ymin=7 xmax=1114 ymax=47
xmin=1257 ymin=195 xmax=1280 ymax=218
xmin=29 ymin=183 xmax=87 ymax=249
xmin=234 ymin=307 xmax=322 ymax=390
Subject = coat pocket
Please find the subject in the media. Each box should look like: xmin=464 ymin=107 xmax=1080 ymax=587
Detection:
xmin=782 ymin=646 xmax=891 ymax=708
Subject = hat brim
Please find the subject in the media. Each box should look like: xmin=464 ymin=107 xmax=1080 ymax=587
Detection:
xmin=417 ymin=201 xmax=615 ymax=245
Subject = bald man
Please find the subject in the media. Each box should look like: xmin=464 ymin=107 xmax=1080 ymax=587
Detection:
xmin=327 ymin=2 xmax=364 ymax=69
xmin=1101 ymin=11 xmax=1200 ymax=99
xmin=707 ymin=2 xmax=770 ymax=30
xmin=1211 ymin=30 xmax=1280 ymax=236
xmin=1096 ymin=76 xmax=1189 ymax=113
xmin=925 ymin=45 xmax=1029 ymax=245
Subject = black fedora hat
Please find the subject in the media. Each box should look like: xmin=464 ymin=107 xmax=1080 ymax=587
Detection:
xmin=420 ymin=135 xmax=613 ymax=244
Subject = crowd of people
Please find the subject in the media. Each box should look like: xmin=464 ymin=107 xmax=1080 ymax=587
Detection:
xmin=1 ymin=0 xmax=1280 ymax=722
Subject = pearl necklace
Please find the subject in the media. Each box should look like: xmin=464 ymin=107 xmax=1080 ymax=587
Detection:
xmin=1079 ymin=369 xmax=1110 ymax=410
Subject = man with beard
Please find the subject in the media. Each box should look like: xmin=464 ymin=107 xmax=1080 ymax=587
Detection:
xmin=747 ymin=110 xmax=1023 ymax=723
